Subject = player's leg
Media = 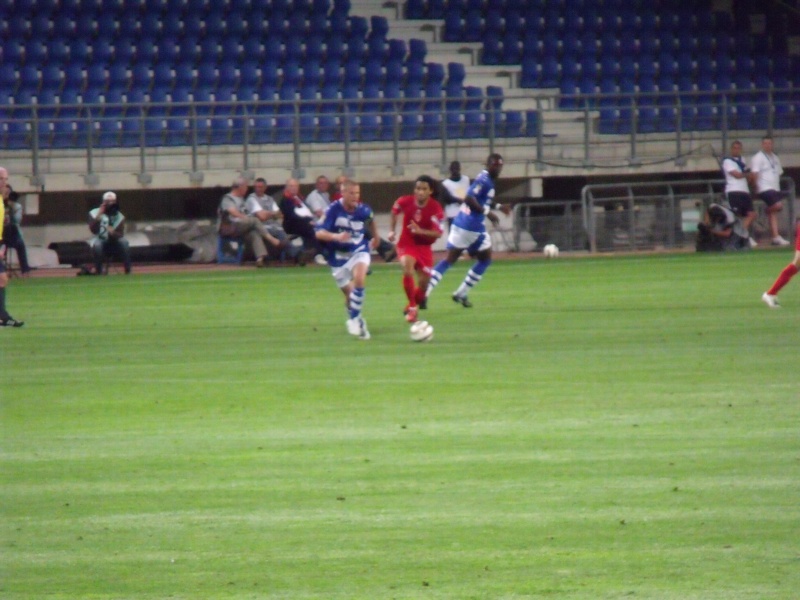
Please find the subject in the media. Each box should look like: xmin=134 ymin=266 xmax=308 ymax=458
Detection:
xmin=350 ymin=252 xmax=370 ymax=340
xmin=762 ymin=221 xmax=800 ymax=308
xmin=427 ymin=226 xmax=470 ymax=298
xmin=399 ymin=253 xmax=417 ymax=310
xmin=452 ymin=235 xmax=492 ymax=307
xmin=426 ymin=248 xmax=460 ymax=297
xmin=761 ymin=192 xmax=789 ymax=245
xmin=0 ymin=262 xmax=23 ymax=326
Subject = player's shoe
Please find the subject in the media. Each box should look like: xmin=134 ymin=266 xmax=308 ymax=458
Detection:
xmin=761 ymin=292 xmax=781 ymax=309
xmin=771 ymin=236 xmax=790 ymax=246
xmin=346 ymin=318 xmax=361 ymax=336
xmin=748 ymin=237 xmax=758 ymax=248
xmin=405 ymin=306 xmax=419 ymax=323
xmin=452 ymin=293 xmax=472 ymax=308
xmin=357 ymin=318 xmax=371 ymax=340
xmin=0 ymin=318 xmax=24 ymax=327
xmin=418 ymin=296 xmax=427 ymax=310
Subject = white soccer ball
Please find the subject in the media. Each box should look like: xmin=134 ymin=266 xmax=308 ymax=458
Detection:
xmin=543 ymin=243 xmax=560 ymax=258
xmin=409 ymin=320 xmax=434 ymax=342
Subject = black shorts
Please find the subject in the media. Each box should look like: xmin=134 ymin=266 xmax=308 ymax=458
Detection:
xmin=0 ymin=257 xmax=6 ymax=275
xmin=757 ymin=189 xmax=787 ymax=208
xmin=727 ymin=192 xmax=753 ymax=217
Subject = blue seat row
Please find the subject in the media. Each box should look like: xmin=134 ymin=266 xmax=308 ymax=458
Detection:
xmin=0 ymin=104 xmax=535 ymax=150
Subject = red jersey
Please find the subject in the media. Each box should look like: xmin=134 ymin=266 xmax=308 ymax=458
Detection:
xmin=391 ymin=195 xmax=444 ymax=247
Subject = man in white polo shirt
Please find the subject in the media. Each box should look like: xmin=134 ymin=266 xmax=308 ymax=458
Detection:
xmin=722 ymin=140 xmax=757 ymax=247
xmin=750 ymin=135 xmax=790 ymax=246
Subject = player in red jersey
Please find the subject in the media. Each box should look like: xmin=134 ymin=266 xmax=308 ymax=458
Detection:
xmin=388 ymin=175 xmax=445 ymax=323
xmin=762 ymin=219 xmax=800 ymax=308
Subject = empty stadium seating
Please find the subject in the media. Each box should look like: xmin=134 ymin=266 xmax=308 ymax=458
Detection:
xmin=2 ymin=0 xmax=797 ymax=154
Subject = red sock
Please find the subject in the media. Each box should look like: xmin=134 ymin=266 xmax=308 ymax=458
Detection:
xmin=414 ymin=286 xmax=426 ymax=306
xmin=403 ymin=274 xmax=416 ymax=306
xmin=768 ymin=264 xmax=799 ymax=295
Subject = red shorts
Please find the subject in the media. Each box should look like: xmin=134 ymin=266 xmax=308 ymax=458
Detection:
xmin=397 ymin=244 xmax=434 ymax=273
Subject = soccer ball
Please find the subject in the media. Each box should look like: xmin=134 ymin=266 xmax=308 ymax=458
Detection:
xmin=409 ymin=320 xmax=434 ymax=342
xmin=543 ymin=243 xmax=560 ymax=258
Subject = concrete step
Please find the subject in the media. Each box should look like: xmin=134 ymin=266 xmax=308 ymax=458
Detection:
xmin=425 ymin=42 xmax=483 ymax=66
xmin=385 ymin=19 xmax=443 ymax=44
xmin=349 ymin=0 xmax=400 ymax=19
xmin=462 ymin=65 xmax=521 ymax=90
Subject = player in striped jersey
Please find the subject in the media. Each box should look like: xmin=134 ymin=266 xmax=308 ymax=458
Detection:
xmin=315 ymin=179 xmax=379 ymax=340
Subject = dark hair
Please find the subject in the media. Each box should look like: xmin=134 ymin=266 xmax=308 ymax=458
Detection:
xmin=416 ymin=174 xmax=436 ymax=189
xmin=487 ymin=153 xmax=503 ymax=164
xmin=255 ymin=177 xmax=267 ymax=185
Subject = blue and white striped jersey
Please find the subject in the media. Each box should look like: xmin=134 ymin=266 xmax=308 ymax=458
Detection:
xmin=316 ymin=200 xmax=374 ymax=267
xmin=452 ymin=169 xmax=497 ymax=233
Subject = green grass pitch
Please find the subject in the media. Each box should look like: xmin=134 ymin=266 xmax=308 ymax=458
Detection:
xmin=2 ymin=252 xmax=798 ymax=599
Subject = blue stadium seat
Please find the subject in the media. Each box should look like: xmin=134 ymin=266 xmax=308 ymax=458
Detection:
xmin=463 ymin=8 xmax=483 ymax=43
xmin=60 ymin=63 xmax=86 ymax=95
xmin=501 ymin=31 xmax=522 ymax=65
xmin=485 ymin=85 xmax=504 ymax=134
xmin=326 ymin=33 xmax=347 ymax=64
xmin=482 ymin=35 xmax=502 ymax=66
xmin=152 ymin=63 xmax=175 ymax=93
xmin=559 ymin=78 xmax=579 ymax=110
xmin=400 ymin=83 xmax=423 ymax=140
xmin=461 ymin=85 xmax=484 ymax=138
xmin=40 ymin=64 xmax=64 ymax=93
xmin=109 ymin=37 xmax=134 ymax=64
xmin=503 ymin=110 xmax=524 ymax=137
xmin=540 ymin=56 xmax=560 ymax=88
xmin=86 ymin=63 xmax=109 ymax=94
xmin=221 ymin=38 xmax=242 ymax=63
xmin=408 ymin=39 xmax=427 ymax=64
xmin=443 ymin=8 xmax=463 ymax=43
xmin=19 ymin=64 xmax=42 ymax=93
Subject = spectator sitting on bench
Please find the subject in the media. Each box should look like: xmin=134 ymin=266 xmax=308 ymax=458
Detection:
xmin=244 ymin=177 xmax=304 ymax=265
xmin=218 ymin=177 xmax=283 ymax=268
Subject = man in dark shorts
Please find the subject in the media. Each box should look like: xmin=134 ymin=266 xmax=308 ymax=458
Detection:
xmin=721 ymin=140 xmax=757 ymax=247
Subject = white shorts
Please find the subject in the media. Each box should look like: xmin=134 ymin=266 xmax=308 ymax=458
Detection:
xmin=447 ymin=224 xmax=491 ymax=253
xmin=332 ymin=251 xmax=371 ymax=288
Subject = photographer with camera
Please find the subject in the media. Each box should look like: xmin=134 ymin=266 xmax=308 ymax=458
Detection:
xmin=88 ymin=191 xmax=131 ymax=275
xmin=722 ymin=140 xmax=757 ymax=247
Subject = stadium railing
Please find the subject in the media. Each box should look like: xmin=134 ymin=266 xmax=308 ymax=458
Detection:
xmin=581 ymin=177 xmax=797 ymax=253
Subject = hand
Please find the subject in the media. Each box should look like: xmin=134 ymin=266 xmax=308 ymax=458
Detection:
xmin=487 ymin=211 xmax=500 ymax=226
xmin=337 ymin=231 xmax=351 ymax=243
xmin=407 ymin=222 xmax=421 ymax=234
xmin=387 ymin=231 xmax=396 ymax=242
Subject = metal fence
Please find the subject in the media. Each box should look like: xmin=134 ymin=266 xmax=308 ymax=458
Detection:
xmin=581 ymin=177 xmax=797 ymax=253
xmin=2 ymin=87 xmax=799 ymax=181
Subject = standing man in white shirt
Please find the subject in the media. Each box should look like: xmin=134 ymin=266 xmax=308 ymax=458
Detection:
xmin=440 ymin=160 xmax=470 ymax=229
xmin=722 ymin=140 xmax=757 ymax=247
xmin=750 ymin=135 xmax=790 ymax=246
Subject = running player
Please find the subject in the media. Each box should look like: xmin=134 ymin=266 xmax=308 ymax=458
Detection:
xmin=387 ymin=175 xmax=445 ymax=323
xmin=425 ymin=153 xmax=510 ymax=308
xmin=762 ymin=219 xmax=800 ymax=308
xmin=315 ymin=179 xmax=379 ymax=339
